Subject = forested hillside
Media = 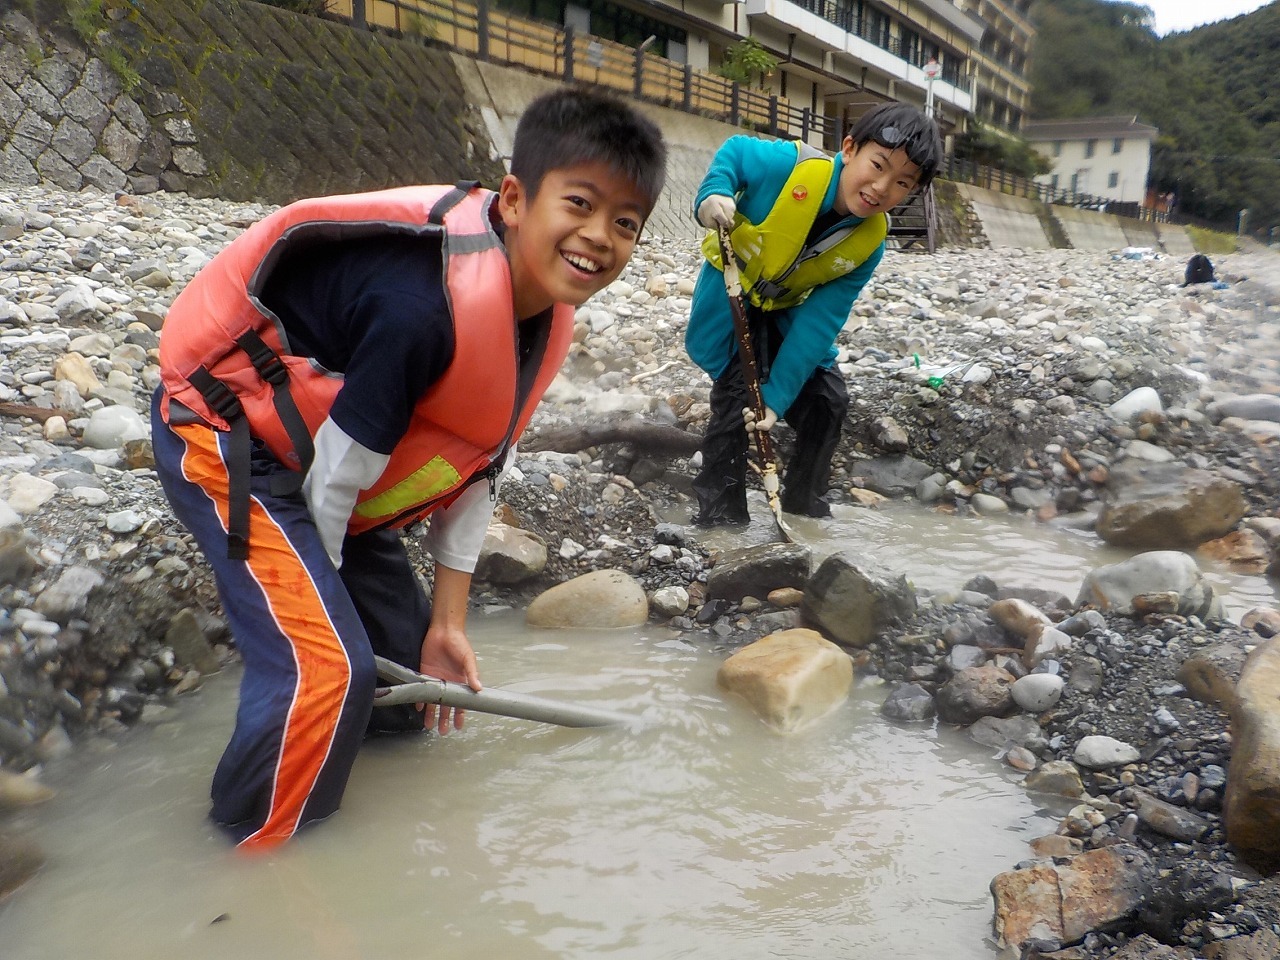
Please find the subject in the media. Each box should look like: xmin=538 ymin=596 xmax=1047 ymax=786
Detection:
xmin=1028 ymin=0 xmax=1280 ymax=236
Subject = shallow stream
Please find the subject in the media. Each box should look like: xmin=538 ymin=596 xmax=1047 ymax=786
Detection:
xmin=3 ymin=504 xmax=1275 ymax=960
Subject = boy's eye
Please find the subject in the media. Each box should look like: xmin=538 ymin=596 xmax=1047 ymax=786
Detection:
xmin=566 ymin=195 xmax=590 ymax=210
xmin=616 ymin=216 xmax=640 ymax=235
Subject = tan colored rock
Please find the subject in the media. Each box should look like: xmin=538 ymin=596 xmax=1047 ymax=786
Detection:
xmin=526 ymin=569 xmax=648 ymax=629
xmin=52 ymin=351 xmax=101 ymax=397
xmin=988 ymin=597 xmax=1052 ymax=640
xmin=991 ymin=860 xmax=1063 ymax=946
xmin=1177 ymin=642 xmax=1247 ymax=710
xmin=1196 ymin=529 xmax=1270 ymax=573
xmin=1203 ymin=928 xmax=1280 ymax=959
xmin=847 ymin=488 xmax=888 ymax=507
xmin=1024 ymin=759 xmax=1086 ymax=799
xmin=991 ymin=846 xmax=1153 ymax=950
xmin=1240 ymin=606 xmax=1280 ymax=639
xmin=716 ymin=628 xmax=852 ymax=734
xmin=0 ymin=768 xmax=55 ymax=809
xmin=475 ymin=522 xmax=547 ymax=584
xmin=1029 ymin=834 xmax=1083 ymax=858
xmin=1225 ymin=635 xmax=1280 ymax=871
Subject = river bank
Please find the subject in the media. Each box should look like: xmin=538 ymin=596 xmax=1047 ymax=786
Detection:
xmin=1 ymin=182 xmax=1279 ymax=958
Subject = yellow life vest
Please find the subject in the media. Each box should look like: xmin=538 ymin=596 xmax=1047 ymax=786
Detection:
xmin=700 ymin=142 xmax=888 ymax=311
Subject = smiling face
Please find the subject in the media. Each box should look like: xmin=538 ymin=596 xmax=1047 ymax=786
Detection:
xmin=498 ymin=161 xmax=650 ymax=320
xmin=833 ymin=137 xmax=923 ymax=219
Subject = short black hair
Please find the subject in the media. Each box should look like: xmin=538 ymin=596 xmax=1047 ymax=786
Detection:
xmin=510 ymin=86 xmax=667 ymax=216
xmin=847 ymin=102 xmax=943 ymax=189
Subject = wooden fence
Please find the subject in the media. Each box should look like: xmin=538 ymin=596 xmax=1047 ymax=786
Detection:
xmin=329 ymin=0 xmax=840 ymax=148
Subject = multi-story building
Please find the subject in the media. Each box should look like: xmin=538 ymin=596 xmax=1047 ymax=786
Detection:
xmin=557 ymin=0 xmax=986 ymax=137
xmin=952 ymin=0 xmax=1034 ymax=132
xmin=344 ymin=0 xmax=1045 ymax=149
xmin=1024 ymin=115 xmax=1159 ymax=205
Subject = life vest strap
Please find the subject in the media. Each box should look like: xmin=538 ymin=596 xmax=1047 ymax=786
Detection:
xmin=234 ymin=328 xmax=312 ymax=495
xmin=429 ymin=181 xmax=480 ymax=224
xmin=188 ymin=366 xmax=251 ymax=560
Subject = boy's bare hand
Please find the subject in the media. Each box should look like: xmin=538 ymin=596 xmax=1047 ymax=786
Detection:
xmin=743 ymin=406 xmax=778 ymax=433
xmin=697 ymin=195 xmax=736 ymax=229
xmin=418 ymin=624 xmax=481 ymax=735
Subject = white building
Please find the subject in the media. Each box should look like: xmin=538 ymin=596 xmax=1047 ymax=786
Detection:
xmin=1024 ymin=115 xmax=1158 ymax=205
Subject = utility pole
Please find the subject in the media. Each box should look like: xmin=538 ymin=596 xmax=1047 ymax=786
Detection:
xmin=924 ymin=57 xmax=939 ymax=118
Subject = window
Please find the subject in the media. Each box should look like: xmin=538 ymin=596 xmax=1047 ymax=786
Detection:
xmin=1084 ymin=139 xmax=1097 ymax=158
xmin=1108 ymin=172 xmax=1119 ymax=188
xmin=497 ymin=0 xmax=686 ymax=55
xmin=1050 ymin=174 xmax=1059 ymax=190
xmin=1112 ymin=138 xmax=1123 ymax=154
xmin=1052 ymin=142 xmax=1062 ymax=157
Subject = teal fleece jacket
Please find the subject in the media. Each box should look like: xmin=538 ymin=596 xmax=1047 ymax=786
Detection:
xmin=686 ymin=135 xmax=884 ymax=417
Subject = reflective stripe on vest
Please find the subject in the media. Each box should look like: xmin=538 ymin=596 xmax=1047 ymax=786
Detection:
xmin=158 ymin=185 xmax=574 ymax=536
xmin=700 ymin=141 xmax=888 ymax=311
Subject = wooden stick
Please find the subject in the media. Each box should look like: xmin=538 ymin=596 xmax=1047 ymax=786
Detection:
xmin=715 ymin=225 xmax=792 ymax=541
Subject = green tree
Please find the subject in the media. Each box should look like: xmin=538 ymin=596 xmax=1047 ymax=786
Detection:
xmin=1028 ymin=0 xmax=1280 ymax=233
xmin=719 ymin=37 xmax=778 ymax=90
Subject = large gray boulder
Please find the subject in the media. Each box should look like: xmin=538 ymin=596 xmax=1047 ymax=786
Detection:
xmin=800 ymin=552 xmax=916 ymax=649
xmin=1096 ymin=461 xmax=1246 ymax=549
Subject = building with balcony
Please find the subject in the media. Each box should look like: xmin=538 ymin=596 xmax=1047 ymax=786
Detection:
xmin=344 ymin=0 xmax=1040 ymax=151
xmin=1025 ymin=115 xmax=1159 ymax=205
xmin=952 ymin=0 xmax=1033 ymax=131
xmin=501 ymin=0 xmax=985 ymax=141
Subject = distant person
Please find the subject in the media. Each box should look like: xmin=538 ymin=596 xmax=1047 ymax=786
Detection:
xmin=150 ymin=87 xmax=666 ymax=849
xmin=685 ymin=102 xmax=942 ymax=523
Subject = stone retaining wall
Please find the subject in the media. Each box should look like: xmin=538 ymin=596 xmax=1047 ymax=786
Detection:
xmin=0 ymin=0 xmax=504 ymax=203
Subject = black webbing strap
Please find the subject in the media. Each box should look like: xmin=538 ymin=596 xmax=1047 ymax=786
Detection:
xmin=428 ymin=180 xmax=480 ymax=225
xmin=188 ymin=366 xmax=251 ymax=561
xmin=234 ymin=329 xmax=312 ymax=498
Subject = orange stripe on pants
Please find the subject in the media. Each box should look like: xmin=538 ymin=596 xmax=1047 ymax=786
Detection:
xmin=164 ymin=417 xmax=372 ymax=849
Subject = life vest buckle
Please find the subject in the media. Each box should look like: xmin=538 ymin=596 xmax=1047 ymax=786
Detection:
xmin=200 ymin=374 xmax=243 ymax=421
xmin=236 ymin=330 xmax=290 ymax=387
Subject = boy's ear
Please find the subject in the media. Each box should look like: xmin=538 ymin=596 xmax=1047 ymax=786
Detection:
xmin=497 ymin=174 xmax=525 ymax=228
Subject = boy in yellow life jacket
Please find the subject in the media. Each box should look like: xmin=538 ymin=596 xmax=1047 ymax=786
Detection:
xmin=150 ymin=88 xmax=666 ymax=850
xmin=687 ymin=102 xmax=941 ymax=523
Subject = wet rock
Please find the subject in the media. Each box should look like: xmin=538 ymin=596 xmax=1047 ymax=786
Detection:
xmin=716 ymin=628 xmax=852 ymax=733
xmin=800 ymin=553 xmax=917 ymax=649
xmin=705 ymin=542 xmax=811 ymax=604
xmin=474 ymin=522 xmax=548 ymax=584
xmin=1096 ymin=461 xmax=1247 ymax=549
xmin=991 ymin=845 xmax=1154 ymax=950
xmin=1012 ymin=673 xmax=1065 ymax=712
xmin=1076 ymin=551 xmax=1215 ymax=619
xmin=1224 ymin=635 xmax=1280 ymax=872
xmin=525 ymin=569 xmax=649 ymax=628
xmin=880 ymin=681 xmax=935 ymax=722
xmin=1074 ymin=735 xmax=1140 ymax=769
xmin=936 ymin=663 xmax=1015 ymax=725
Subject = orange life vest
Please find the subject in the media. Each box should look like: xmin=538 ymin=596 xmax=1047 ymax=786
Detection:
xmin=158 ymin=183 xmax=573 ymax=545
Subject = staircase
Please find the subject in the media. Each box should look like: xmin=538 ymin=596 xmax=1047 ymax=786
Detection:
xmin=887 ymin=184 xmax=936 ymax=253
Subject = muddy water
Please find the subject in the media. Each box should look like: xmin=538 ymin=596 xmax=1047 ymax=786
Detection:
xmin=3 ymin=507 xmax=1274 ymax=960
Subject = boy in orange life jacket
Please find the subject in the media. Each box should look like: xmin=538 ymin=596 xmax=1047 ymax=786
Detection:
xmin=149 ymin=87 xmax=666 ymax=850
xmin=686 ymin=103 xmax=941 ymax=524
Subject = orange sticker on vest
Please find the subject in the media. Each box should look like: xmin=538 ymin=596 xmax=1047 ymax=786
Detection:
xmin=792 ymin=186 xmax=808 ymax=201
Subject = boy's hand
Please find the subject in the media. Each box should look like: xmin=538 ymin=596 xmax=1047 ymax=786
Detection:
xmin=418 ymin=623 xmax=482 ymax=735
xmin=697 ymin=195 xmax=736 ymax=229
xmin=743 ymin=406 xmax=778 ymax=433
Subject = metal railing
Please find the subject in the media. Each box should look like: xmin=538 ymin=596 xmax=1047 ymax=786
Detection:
xmin=335 ymin=0 xmax=840 ymax=148
xmin=943 ymin=156 xmax=1174 ymax=223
